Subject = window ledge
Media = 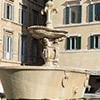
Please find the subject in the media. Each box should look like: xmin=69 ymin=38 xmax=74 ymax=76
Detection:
xmin=1 ymin=18 xmax=28 ymax=27
xmin=60 ymin=49 xmax=100 ymax=53
xmin=1 ymin=59 xmax=21 ymax=64
xmin=55 ymin=21 xmax=100 ymax=28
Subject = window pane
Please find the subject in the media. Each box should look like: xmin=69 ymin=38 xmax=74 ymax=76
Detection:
xmin=71 ymin=6 xmax=81 ymax=23
xmin=7 ymin=4 xmax=10 ymax=19
xmin=95 ymin=36 xmax=98 ymax=48
xmin=72 ymin=37 xmax=75 ymax=49
xmin=71 ymin=6 xmax=78 ymax=23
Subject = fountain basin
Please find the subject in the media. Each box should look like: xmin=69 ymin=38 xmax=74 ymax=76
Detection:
xmin=0 ymin=66 xmax=89 ymax=99
xmin=28 ymin=26 xmax=68 ymax=39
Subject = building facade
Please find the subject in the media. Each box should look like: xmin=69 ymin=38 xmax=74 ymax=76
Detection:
xmin=0 ymin=0 xmax=46 ymax=66
xmin=53 ymin=0 xmax=100 ymax=92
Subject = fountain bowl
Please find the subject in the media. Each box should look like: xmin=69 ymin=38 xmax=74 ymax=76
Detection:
xmin=28 ymin=26 xmax=68 ymax=39
xmin=0 ymin=66 xmax=89 ymax=99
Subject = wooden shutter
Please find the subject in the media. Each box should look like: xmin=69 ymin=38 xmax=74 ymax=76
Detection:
xmin=18 ymin=35 xmax=22 ymax=61
xmin=76 ymin=37 xmax=81 ymax=49
xmin=10 ymin=36 xmax=13 ymax=59
xmin=78 ymin=5 xmax=82 ymax=23
xmin=89 ymin=4 xmax=93 ymax=22
xmin=66 ymin=7 xmax=70 ymax=24
xmin=67 ymin=37 xmax=70 ymax=50
xmin=19 ymin=9 xmax=22 ymax=23
xmin=4 ymin=3 xmax=7 ymax=18
xmin=11 ymin=6 xmax=14 ymax=21
xmin=3 ymin=35 xmax=7 ymax=59
xmin=90 ymin=36 xmax=94 ymax=49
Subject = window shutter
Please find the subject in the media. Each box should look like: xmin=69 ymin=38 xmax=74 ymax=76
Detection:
xmin=90 ymin=36 xmax=94 ymax=49
xmin=66 ymin=7 xmax=70 ymax=24
xmin=4 ymin=3 xmax=7 ymax=18
xmin=11 ymin=6 xmax=14 ymax=21
xmin=67 ymin=37 xmax=70 ymax=50
xmin=19 ymin=9 xmax=22 ymax=23
xmin=23 ymin=10 xmax=26 ymax=25
xmin=3 ymin=35 xmax=7 ymax=59
xmin=10 ymin=37 xmax=13 ymax=59
xmin=18 ymin=35 xmax=22 ymax=61
xmin=76 ymin=37 xmax=81 ymax=49
xmin=78 ymin=5 xmax=82 ymax=23
xmin=89 ymin=4 xmax=93 ymax=22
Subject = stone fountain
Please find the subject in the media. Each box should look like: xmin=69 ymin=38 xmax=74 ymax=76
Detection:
xmin=0 ymin=0 xmax=90 ymax=99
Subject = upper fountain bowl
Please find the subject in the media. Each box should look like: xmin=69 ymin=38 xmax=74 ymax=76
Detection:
xmin=28 ymin=26 xmax=68 ymax=39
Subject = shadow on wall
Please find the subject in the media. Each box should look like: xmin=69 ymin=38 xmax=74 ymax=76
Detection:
xmin=21 ymin=0 xmax=47 ymax=66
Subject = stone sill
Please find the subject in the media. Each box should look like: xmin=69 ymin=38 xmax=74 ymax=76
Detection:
xmin=1 ymin=59 xmax=21 ymax=64
xmin=60 ymin=49 xmax=100 ymax=53
xmin=1 ymin=18 xmax=28 ymax=27
xmin=55 ymin=21 xmax=100 ymax=28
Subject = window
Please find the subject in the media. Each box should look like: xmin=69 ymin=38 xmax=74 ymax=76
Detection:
xmin=66 ymin=5 xmax=82 ymax=24
xmin=33 ymin=10 xmax=38 ymax=25
xmin=90 ymin=35 xmax=100 ymax=49
xmin=19 ymin=8 xmax=27 ymax=25
xmin=89 ymin=3 xmax=100 ymax=22
xmin=66 ymin=36 xmax=81 ymax=50
xmin=3 ymin=33 xmax=13 ymax=60
xmin=4 ymin=3 xmax=14 ymax=20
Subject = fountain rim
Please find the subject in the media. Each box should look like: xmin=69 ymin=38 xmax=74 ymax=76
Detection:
xmin=28 ymin=26 xmax=68 ymax=34
xmin=0 ymin=66 xmax=90 ymax=74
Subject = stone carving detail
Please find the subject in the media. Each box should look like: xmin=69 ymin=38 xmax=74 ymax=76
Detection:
xmin=40 ymin=38 xmax=59 ymax=66
xmin=41 ymin=0 xmax=58 ymax=29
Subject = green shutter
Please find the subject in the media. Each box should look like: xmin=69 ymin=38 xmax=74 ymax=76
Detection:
xmin=67 ymin=37 xmax=70 ymax=50
xmin=89 ymin=4 xmax=93 ymax=22
xmin=76 ymin=37 xmax=81 ymax=49
xmin=66 ymin=7 xmax=70 ymax=24
xmin=78 ymin=5 xmax=82 ymax=23
xmin=90 ymin=36 xmax=94 ymax=49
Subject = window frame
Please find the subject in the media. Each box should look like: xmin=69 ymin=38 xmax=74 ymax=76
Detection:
xmin=19 ymin=8 xmax=27 ymax=25
xmin=3 ymin=32 xmax=13 ymax=60
xmin=90 ymin=34 xmax=100 ymax=49
xmin=65 ymin=4 xmax=82 ymax=24
xmin=4 ymin=2 xmax=14 ymax=21
xmin=66 ymin=36 xmax=81 ymax=50
xmin=89 ymin=2 xmax=100 ymax=22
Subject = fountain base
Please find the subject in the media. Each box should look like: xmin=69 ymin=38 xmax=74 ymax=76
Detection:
xmin=0 ymin=66 xmax=89 ymax=99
